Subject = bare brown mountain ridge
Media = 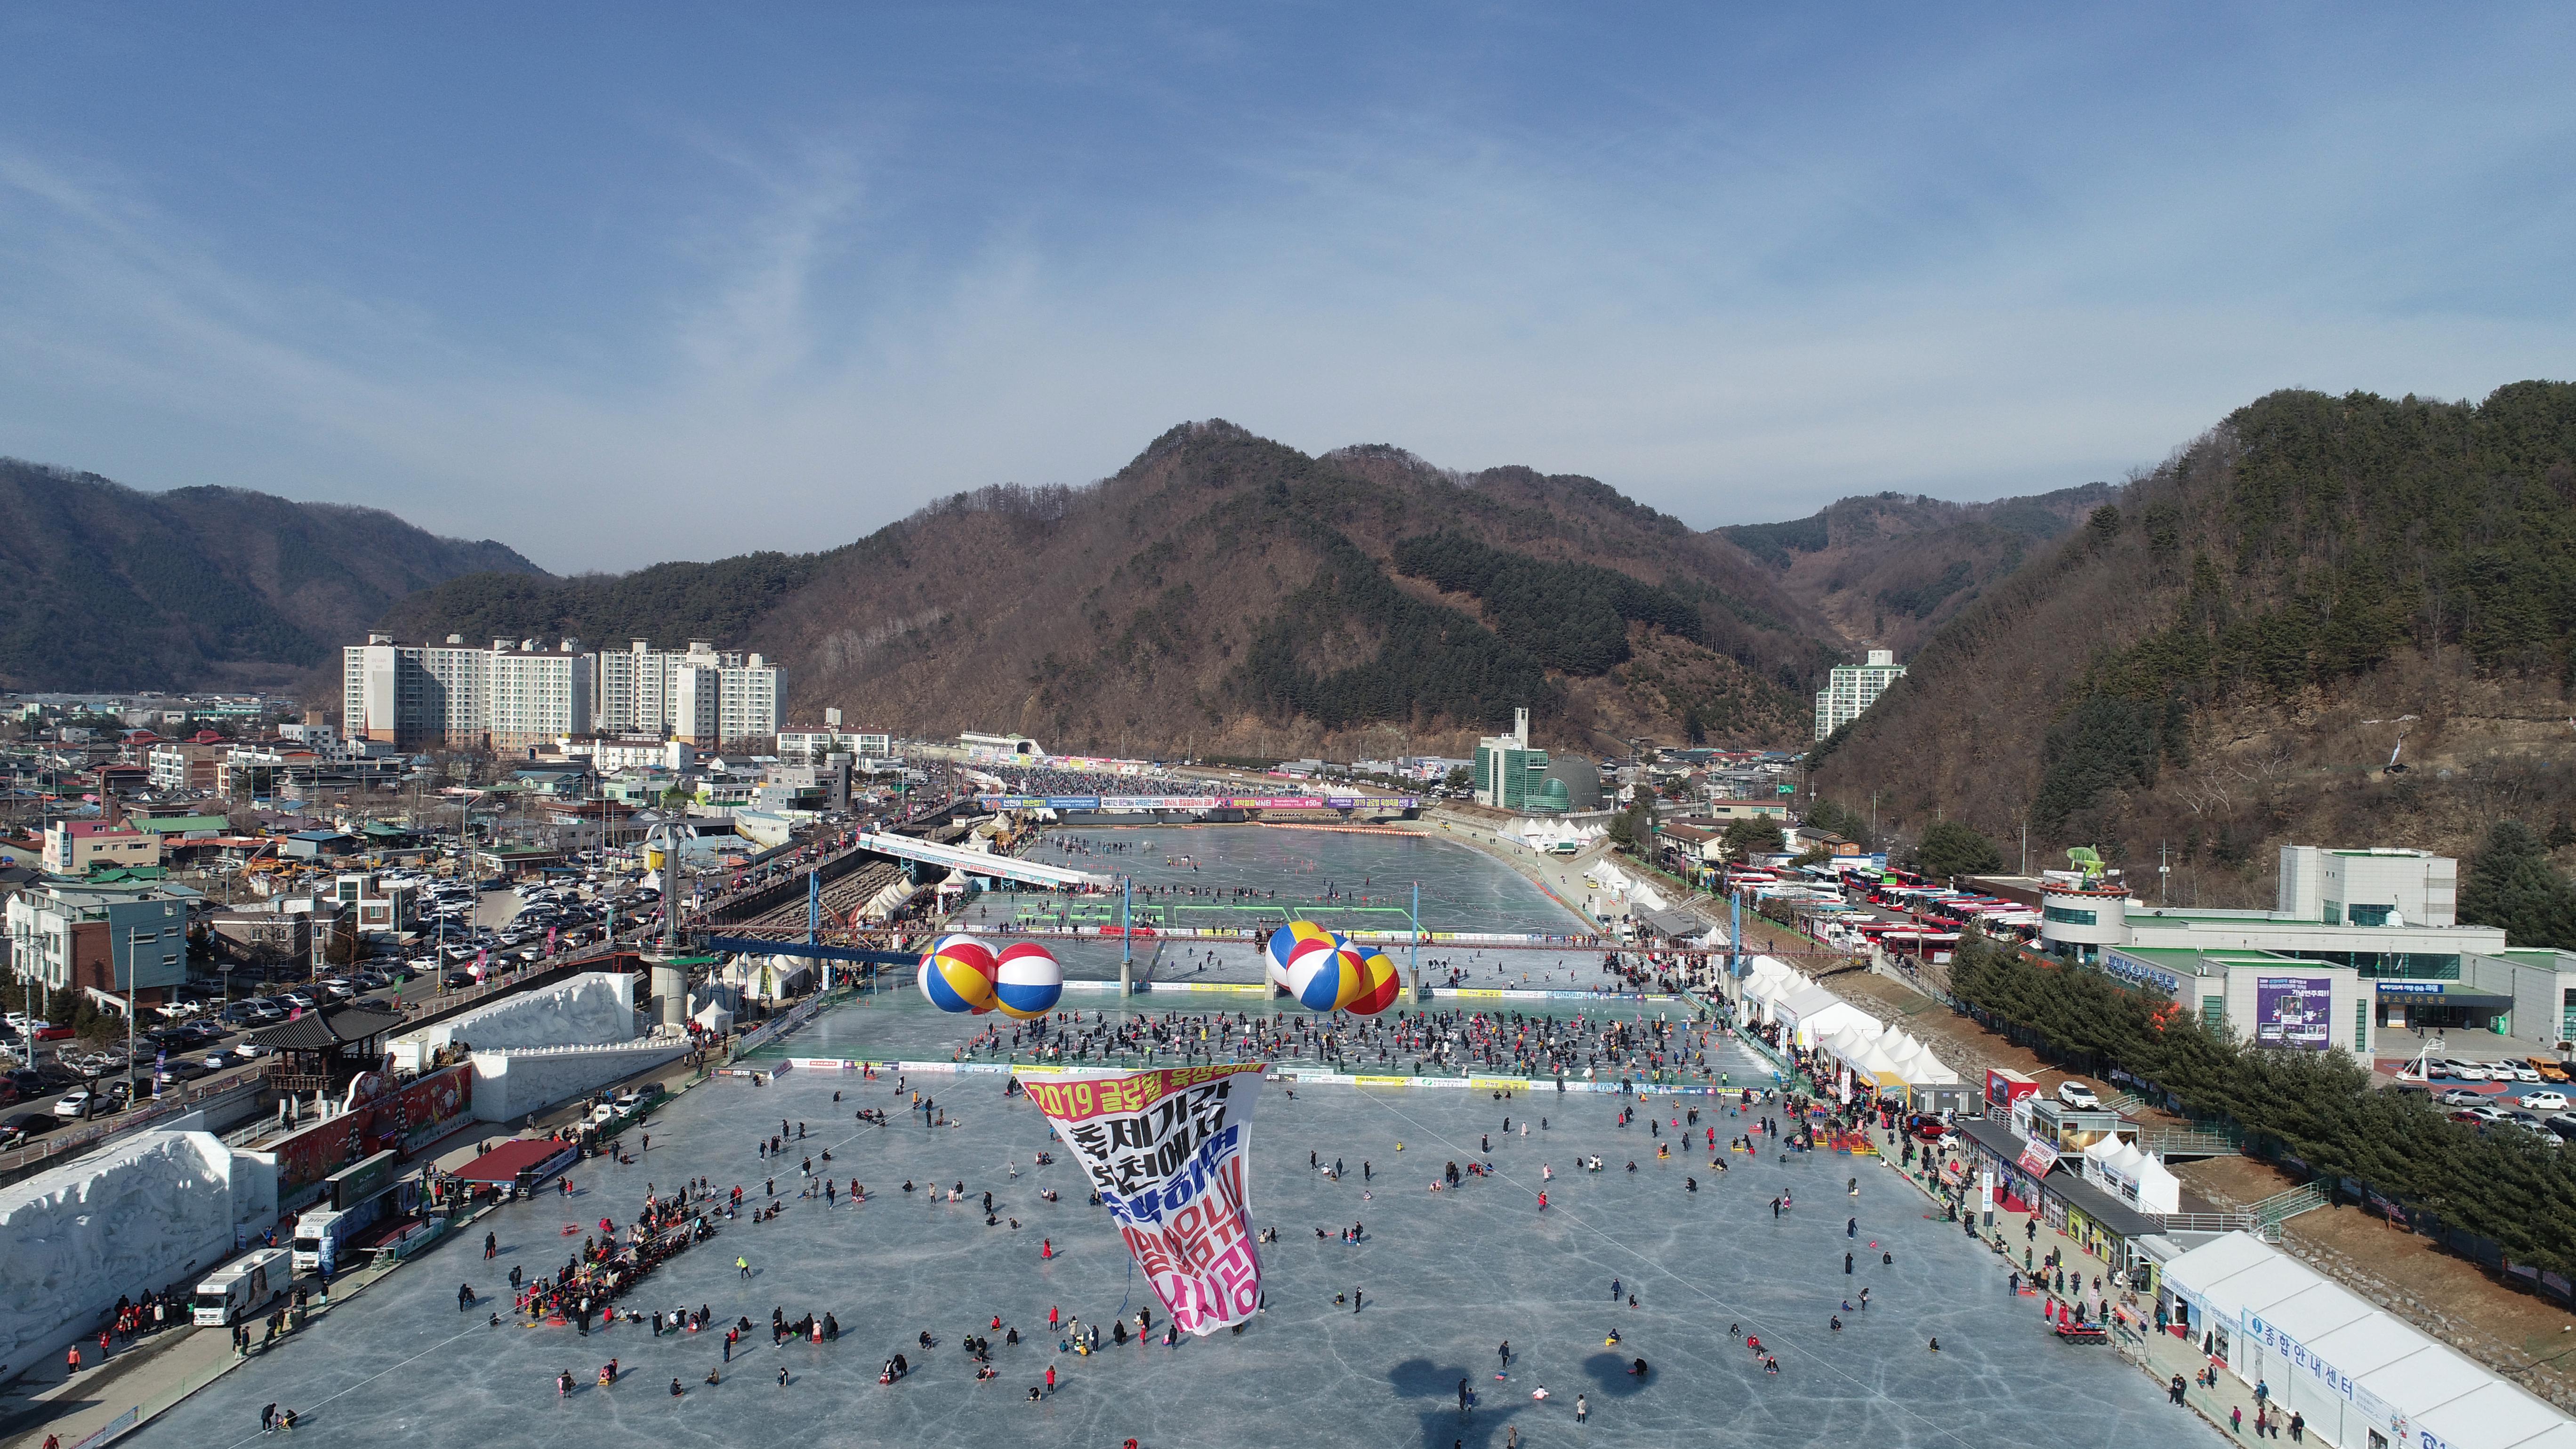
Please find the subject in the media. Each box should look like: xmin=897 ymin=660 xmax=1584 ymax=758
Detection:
xmin=1808 ymin=382 xmax=2576 ymax=906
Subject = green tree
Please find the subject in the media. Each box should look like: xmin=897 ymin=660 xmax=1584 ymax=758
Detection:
xmin=2459 ymin=821 xmax=2576 ymax=949
xmin=1914 ymin=821 xmax=2004 ymax=879
xmin=1719 ymin=816 xmax=1781 ymax=861
xmin=1802 ymin=797 xmax=1873 ymax=849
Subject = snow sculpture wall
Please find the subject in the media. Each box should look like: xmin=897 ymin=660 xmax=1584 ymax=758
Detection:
xmin=393 ymin=972 xmax=635 ymax=1068
xmin=0 ymin=1128 xmax=277 ymax=1382
xmin=468 ymin=1038 xmax=688 ymax=1124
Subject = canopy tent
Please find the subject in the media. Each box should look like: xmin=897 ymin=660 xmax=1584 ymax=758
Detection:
xmin=2079 ymin=1136 xmax=2181 ymax=1214
xmin=2162 ymin=1233 xmax=2576 ymax=1449
xmin=1772 ymin=984 xmax=1880 ymax=1049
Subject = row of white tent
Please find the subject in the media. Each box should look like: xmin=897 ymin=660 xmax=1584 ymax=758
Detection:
xmin=1737 ymin=956 xmax=1961 ymax=1088
xmin=2164 ymin=1231 xmax=2574 ymax=1449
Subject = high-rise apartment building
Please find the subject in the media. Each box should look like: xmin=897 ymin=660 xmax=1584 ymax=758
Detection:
xmin=1813 ymin=649 xmax=1906 ymax=741
xmin=590 ymin=639 xmax=784 ymax=745
xmin=344 ymin=635 xmax=594 ymax=750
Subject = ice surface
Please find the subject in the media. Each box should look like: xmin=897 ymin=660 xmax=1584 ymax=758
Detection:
xmin=129 ymin=1004 xmax=2209 ymax=1449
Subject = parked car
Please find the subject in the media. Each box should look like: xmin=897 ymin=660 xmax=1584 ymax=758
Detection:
xmin=279 ymin=990 xmax=319 ymax=1011
xmin=443 ymin=971 xmax=477 ymax=990
xmin=54 ymin=1089 xmax=94 ymax=1119
xmin=2520 ymin=1090 xmax=2571 ymax=1113
xmin=2056 ymin=1081 xmax=2101 ymax=1110
xmin=2533 ymin=1058 xmax=2573 ymax=1084
xmin=2438 ymin=1059 xmax=2491 ymax=1081
xmin=2436 ymin=1088 xmax=2486 ymax=1107
xmin=2496 ymin=1061 xmax=2543 ymax=1084
xmin=2 ymin=1111 xmax=56 ymax=1146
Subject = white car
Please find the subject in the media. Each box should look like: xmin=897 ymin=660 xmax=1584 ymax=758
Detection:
xmin=53 ymin=1089 xmax=93 ymax=1119
xmin=2498 ymin=1061 xmax=2544 ymax=1084
xmin=2056 ymin=1081 xmax=2101 ymax=1110
xmin=2437 ymin=1088 xmax=2486 ymax=1107
xmin=2520 ymin=1090 xmax=2570 ymax=1113
xmin=2439 ymin=1059 xmax=2492 ymax=1081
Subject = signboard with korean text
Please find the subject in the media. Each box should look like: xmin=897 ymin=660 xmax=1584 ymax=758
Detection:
xmin=2016 ymin=1137 xmax=2061 ymax=1179
xmin=2254 ymin=976 xmax=2334 ymax=1050
xmin=1018 ymin=1065 xmax=1266 ymax=1336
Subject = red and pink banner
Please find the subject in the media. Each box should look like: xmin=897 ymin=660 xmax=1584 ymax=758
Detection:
xmin=1018 ymin=1065 xmax=1265 ymax=1336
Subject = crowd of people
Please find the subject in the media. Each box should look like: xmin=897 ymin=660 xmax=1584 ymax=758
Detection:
xmin=953 ymin=1003 xmax=1738 ymax=1085
xmin=505 ymin=1183 xmax=719 ymax=1334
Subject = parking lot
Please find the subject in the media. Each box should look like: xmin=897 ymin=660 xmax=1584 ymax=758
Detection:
xmin=2 ymin=876 xmax=657 ymax=1152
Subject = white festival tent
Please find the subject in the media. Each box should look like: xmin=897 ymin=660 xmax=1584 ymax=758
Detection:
xmin=1771 ymin=984 xmax=1881 ymax=1049
xmin=2163 ymin=1233 xmax=2576 ymax=1449
xmin=2078 ymin=1136 xmax=2182 ymax=1215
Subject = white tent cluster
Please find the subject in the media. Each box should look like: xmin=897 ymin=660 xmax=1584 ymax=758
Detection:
xmin=1586 ymin=856 xmax=1670 ymax=914
xmin=1502 ymin=817 xmax=1607 ymax=855
xmin=1736 ymin=956 xmax=1960 ymax=1091
xmin=2079 ymin=1135 xmax=2181 ymax=1214
xmin=2164 ymin=1232 xmax=2576 ymax=1449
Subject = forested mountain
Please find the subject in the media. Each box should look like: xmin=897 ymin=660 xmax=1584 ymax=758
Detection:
xmin=391 ymin=425 xmax=1843 ymax=757
xmin=0 ymin=459 xmax=541 ymax=692
xmin=1717 ymin=483 xmax=2117 ymax=656
xmin=1810 ymin=383 xmax=2576 ymax=906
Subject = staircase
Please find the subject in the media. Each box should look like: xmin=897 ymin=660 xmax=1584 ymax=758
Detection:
xmin=2142 ymin=1125 xmax=2242 ymax=1160
xmin=2246 ymin=1183 xmax=2331 ymax=1240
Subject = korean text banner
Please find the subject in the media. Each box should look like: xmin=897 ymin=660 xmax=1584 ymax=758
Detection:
xmin=1018 ymin=1065 xmax=1266 ymax=1336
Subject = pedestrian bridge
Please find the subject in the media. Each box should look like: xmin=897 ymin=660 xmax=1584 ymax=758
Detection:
xmin=853 ymin=830 xmax=1111 ymax=891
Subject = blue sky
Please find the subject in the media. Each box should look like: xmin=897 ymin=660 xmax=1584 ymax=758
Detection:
xmin=1 ymin=5 xmax=2568 ymax=571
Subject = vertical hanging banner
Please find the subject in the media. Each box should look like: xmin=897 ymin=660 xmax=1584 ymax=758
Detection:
xmin=1017 ymin=1064 xmax=1266 ymax=1336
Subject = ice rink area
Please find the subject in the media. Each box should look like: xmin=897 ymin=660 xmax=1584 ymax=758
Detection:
xmin=949 ymin=824 xmax=1608 ymax=992
xmin=127 ymin=1001 xmax=2211 ymax=1449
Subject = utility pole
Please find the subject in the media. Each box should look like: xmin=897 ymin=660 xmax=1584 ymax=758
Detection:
xmin=126 ymin=923 xmax=138 ymax=1106
xmin=1118 ymin=876 xmax=1133 ymax=998
xmin=1407 ymin=881 xmax=1422 ymax=1003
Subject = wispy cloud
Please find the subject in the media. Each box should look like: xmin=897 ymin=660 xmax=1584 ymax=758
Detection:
xmin=0 ymin=6 xmax=2568 ymax=569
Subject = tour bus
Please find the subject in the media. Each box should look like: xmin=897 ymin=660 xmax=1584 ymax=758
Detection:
xmin=193 ymin=1246 xmax=291 ymax=1326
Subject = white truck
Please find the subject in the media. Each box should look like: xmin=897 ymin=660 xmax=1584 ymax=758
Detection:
xmin=193 ymin=1246 xmax=291 ymax=1326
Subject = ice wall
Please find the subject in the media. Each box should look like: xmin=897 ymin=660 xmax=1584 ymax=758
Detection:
xmin=0 ymin=1128 xmax=277 ymax=1382
xmin=469 ymin=1038 xmax=688 ymax=1124
xmin=392 ymin=972 xmax=634 ymax=1070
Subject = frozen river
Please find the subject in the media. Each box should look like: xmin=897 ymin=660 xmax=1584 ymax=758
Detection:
xmin=948 ymin=824 xmax=1605 ymax=990
xmin=127 ymin=1000 xmax=2207 ymax=1449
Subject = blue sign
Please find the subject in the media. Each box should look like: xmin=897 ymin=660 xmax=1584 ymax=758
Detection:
xmin=2373 ymin=981 xmax=2443 ymax=996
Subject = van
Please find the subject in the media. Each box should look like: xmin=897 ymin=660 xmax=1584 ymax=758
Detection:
xmin=193 ymin=1247 xmax=291 ymax=1326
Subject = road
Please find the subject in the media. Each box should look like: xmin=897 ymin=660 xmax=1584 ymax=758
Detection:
xmin=0 ymin=890 xmax=547 ymax=1154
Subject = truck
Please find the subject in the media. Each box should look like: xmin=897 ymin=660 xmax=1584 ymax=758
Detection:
xmin=193 ymin=1246 xmax=291 ymax=1326
xmin=291 ymin=1195 xmax=386 ymax=1276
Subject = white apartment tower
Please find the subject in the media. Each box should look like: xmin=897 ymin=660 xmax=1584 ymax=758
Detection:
xmin=1813 ymin=649 xmax=1906 ymax=741
xmin=591 ymin=639 xmax=784 ymax=746
xmin=344 ymin=635 xmax=593 ymax=750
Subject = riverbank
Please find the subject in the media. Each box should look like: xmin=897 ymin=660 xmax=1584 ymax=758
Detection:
xmin=1394 ymin=812 xmax=1614 ymax=932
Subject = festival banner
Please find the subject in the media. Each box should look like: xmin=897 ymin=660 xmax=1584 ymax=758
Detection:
xmin=1017 ymin=1064 xmax=1266 ymax=1336
xmin=2254 ymin=976 xmax=2334 ymax=1050
xmin=2016 ymin=1137 xmax=2063 ymax=1179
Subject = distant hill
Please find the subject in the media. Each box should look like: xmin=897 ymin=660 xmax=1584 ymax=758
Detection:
xmin=1718 ymin=483 xmax=2118 ymax=656
xmin=0 ymin=459 xmax=543 ymax=693
xmin=1809 ymin=383 xmax=2576 ymax=906
xmin=390 ymin=424 xmax=1845 ymax=757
